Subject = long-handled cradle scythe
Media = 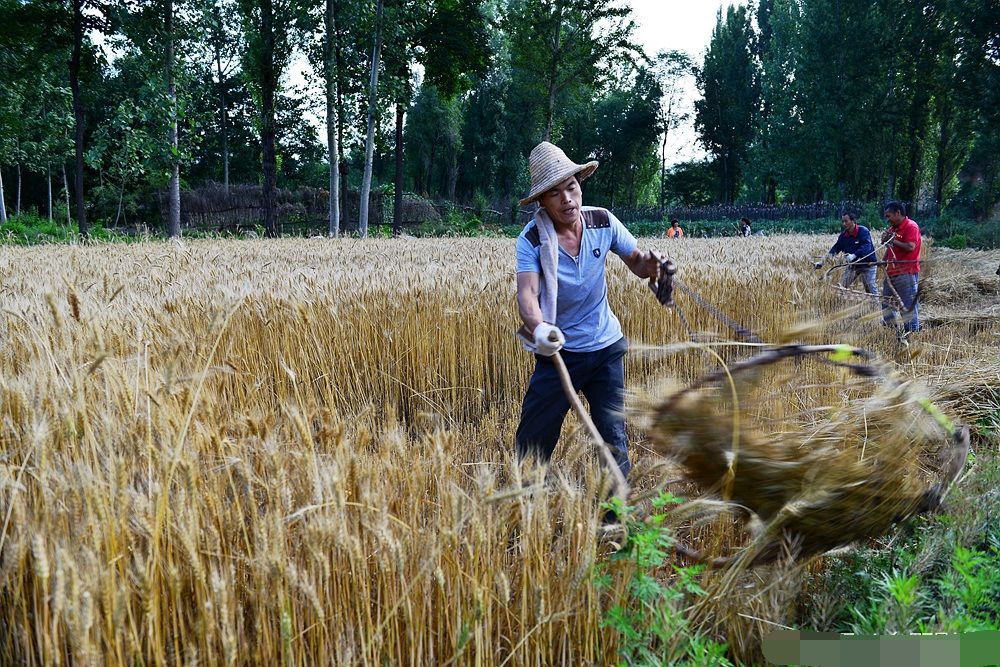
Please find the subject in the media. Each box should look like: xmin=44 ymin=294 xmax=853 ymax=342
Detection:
xmin=641 ymin=254 xmax=969 ymax=568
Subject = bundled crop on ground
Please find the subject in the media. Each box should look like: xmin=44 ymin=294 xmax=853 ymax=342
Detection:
xmin=1 ymin=236 xmax=998 ymax=665
xmin=644 ymin=345 xmax=969 ymax=566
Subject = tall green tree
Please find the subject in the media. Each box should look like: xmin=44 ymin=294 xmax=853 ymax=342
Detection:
xmin=358 ymin=0 xmax=385 ymax=237
xmin=202 ymin=0 xmax=242 ymax=194
xmin=505 ymin=0 xmax=639 ymax=143
xmin=589 ymin=65 xmax=662 ymax=207
xmin=747 ymin=0 xmax=779 ymax=203
xmin=70 ymin=0 xmax=110 ymax=234
xmin=85 ymin=96 xmax=155 ymax=226
xmin=324 ymin=0 xmax=341 ymax=235
xmin=165 ymin=0 xmax=182 ymax=236
xmin=384 ymin=0 xmax=490 ymax=231
xmin=954 ymin=0 xmax=1000 ymax=220
xmin=889 ymin=0 xmax=940 ymax=205
xmin=238 ymin=0 xmax=296 ymax=237
xmin=405 ymin=84 xmax=464 ymax=198
xmin=653 ymin=50 xmax=695 ymax=211
xmin=1 ymin=0 xmax=76 ymax=223
xmin=455 ymin=61 xmax=523 ymax=205
xmin=695 ymin=5 xmax=758 ymax=203
xmin=304 ymin=0 xmax=370 ymax=232
xmin=794 ymin=0 xmax=891 ymax=200
xmin=925 ymin=0 xmax=983 ymax=212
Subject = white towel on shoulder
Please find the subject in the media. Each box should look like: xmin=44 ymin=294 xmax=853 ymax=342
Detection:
xmin=518 ymin=210 xmax=560 ymax=352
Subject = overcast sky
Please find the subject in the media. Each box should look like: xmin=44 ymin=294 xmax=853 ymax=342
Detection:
xmin=628 ymin=0 xmax=748 ymax=165
xmin=630 ymin=0 xmax=744 ymax=60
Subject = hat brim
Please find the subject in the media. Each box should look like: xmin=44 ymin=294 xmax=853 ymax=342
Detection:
xmin=519 ymin=161 xmax=599 ymax=206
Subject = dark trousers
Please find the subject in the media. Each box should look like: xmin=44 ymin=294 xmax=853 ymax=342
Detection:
xmin=882 ymin=273 xmax=920 ymax=332
xmin=514 ymin=337 xmax=631 ymax=478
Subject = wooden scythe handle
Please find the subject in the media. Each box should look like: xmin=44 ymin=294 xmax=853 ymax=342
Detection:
xmin=548 ymin=337 xmax=630 ymax=503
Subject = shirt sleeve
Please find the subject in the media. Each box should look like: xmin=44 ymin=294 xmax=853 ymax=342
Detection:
xmin=830 ymin=234 xmax=845 ymax=255
xmin=609 ymin=212 xmax=638 ymax=258
xmin=897 ymin=221 xmax=920 ymax=245
xmin=856 ymin=227 xmax=875 ymax=259
xmin=515 ymin=234 xmax=541 ymax=274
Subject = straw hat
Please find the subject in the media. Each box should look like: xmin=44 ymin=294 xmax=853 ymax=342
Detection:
xmin=519 ymin=142 xmax=599 ymax=206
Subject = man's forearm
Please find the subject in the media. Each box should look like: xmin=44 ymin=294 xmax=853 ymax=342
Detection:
xmin=517 ymin=296 xmax=545 ymax=330
xmin=888 ymin=238 xmax=916 ymax=252
xmin=625 ymin=250 xmax=657 ymax=279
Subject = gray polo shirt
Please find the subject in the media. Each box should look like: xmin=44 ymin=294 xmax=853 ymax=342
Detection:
xmin=515 ymin=207 xmax=638 ymax=352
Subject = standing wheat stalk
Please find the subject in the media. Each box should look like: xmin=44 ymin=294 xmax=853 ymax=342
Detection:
xmin=549 ymin=350 xmax=630 ymax=502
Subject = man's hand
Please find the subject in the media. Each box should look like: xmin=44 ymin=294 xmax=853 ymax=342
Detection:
xmin=533 ymin=323 xmax=565 ymax=357
xmin=648 ymin=250 xmax=676 ymax=305
xmin=880 ymin=230 xmax=894 ymax=244
xmin=640 ymin=248 xmax=662 ymax=280
xmin=624 ymin=248 xmax=662 ymax=281
xmin=845 ymin=253 xmax=857 ymax=263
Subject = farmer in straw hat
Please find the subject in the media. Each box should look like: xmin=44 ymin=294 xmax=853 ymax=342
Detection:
xmin=514 ymin=141 xmax=661 ymax=479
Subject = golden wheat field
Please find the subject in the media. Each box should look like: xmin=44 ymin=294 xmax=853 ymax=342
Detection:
xmin=1 ymin=235 xmax=998 ymax=665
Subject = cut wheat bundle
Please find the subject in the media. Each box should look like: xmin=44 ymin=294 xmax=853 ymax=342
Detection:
xmin=643 ymin=344 xmax=970 ymax=568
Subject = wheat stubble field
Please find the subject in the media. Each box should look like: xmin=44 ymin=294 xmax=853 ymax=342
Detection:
xmin=1 ymin=236 xmax=998 ymax=665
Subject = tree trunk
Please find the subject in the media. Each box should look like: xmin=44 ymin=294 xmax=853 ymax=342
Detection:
xmin=47 ymin=164 xmax=53 ymax=221
xmin=221 ymin=102 xmax=230 ymax=194
xmin=393 ymin=102 xmax=403 ymax=236
xmin=325 ymin=0 xmax=340 ymax=237
xmin=334 ymin=12 xmax=347 ymax=229
xmin=720 ymin=153 xmax=731 ymax=204
xmin=62 ymin=164 xmax=71 ymax=225
xmin=340 ymin=163 xmax=350 ymax=231
xmin=212 ymin=10 xmax=230 ymax=195
xmin=425 ymin=140 xmax=436 ymax=196
xmin=261 ymin=0 xmax=278 ymax=238
xmin=933 ymin=104 xmax=953 ymax=216
xmin=358 ymin=0 xmax=385 ymax=238
xmin=542 ymin=8 xmax=563 ymax=143
xmin=447 ymin=151 xmax=457 ymax=202
xmin=16 ymin=163 xmax=21 ymax=215
xmin=659 ymin=92 xmax=676 ymax=215
xmin=660 ymin=128 xmax=668 ymax=214
xmin=166 ymin=0 xmax=181 ymax=238
xmin=627 ymin=163 xmax=635 ymax=207
xmin=70 ymin=0 xmax=88 ymax=235
xmin=114 ymin=181 xmax=124 ymax=226
xmin=0 ymin=167 xmax=6 ymax=224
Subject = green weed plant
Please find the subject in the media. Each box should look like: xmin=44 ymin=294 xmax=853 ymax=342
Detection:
xmin=596 ymin=493 xmax=733 ymax=667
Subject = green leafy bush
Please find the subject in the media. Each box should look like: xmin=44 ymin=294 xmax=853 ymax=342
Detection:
xmin=939 ymin=234 xmax=968 ymax=250
xmin=808 ymin=445 xmax=1000 ymax=637
xmin=596 ymin=493 xmax=733 ymax=666
xmin=1 ymin=212 xmax=132 ymax=245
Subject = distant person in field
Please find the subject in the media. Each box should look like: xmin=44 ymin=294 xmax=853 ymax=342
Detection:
xmin=513 ymin=141 xmax=661 ymax=480
xmin=667 ymin=219 xmax=684 ymax=239
xmin=740 ymin=217 xmax=752 ymax=237
xmin=814 ymin=212 xmax=878 ymax=295
xmin=880 ymin=201 xmax=922 ymax=333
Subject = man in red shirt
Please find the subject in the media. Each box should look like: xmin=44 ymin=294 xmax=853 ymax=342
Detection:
xmin=880 ymin=201 xmax=921 ymax=333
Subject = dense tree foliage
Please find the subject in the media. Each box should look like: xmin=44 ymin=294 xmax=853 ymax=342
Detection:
xmin=695 ymin=5 xmax=756 ymax=204
xmin=707 ymin=0 xmax=1000 ymax=215
xmin=1 ymin=0 xmax=997 ymax=235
